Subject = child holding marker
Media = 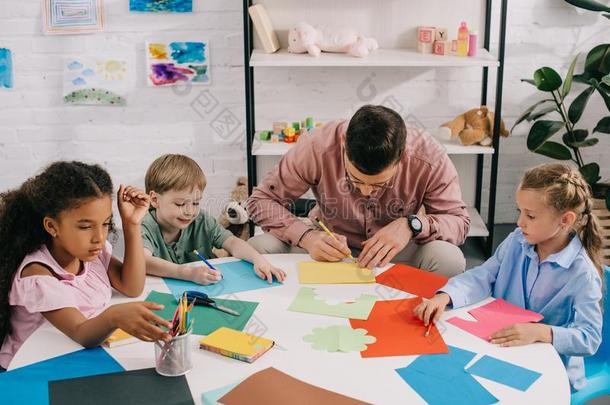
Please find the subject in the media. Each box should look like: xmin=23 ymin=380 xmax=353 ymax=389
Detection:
xmin=141 ymin=154 xmax=286 ymax=285
xmin=0 ymin=162 xmax=173 ymax=371
xmin=414 ymin=163 xmax=604 ymax=390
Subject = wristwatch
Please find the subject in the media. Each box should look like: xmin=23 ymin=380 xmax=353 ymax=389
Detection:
xmin=407 ymin=215 xmax=423 ymax=235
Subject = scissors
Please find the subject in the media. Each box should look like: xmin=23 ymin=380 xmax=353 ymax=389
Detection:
xmin=184 ymin=290 xmax=240 ymax=316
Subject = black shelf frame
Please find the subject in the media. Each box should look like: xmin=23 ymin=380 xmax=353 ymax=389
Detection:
xmin=243 ymin=0 xmax=508 ymax=257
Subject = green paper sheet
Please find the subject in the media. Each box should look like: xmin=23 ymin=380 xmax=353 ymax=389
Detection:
xmin=287 ymin=287 xmax=377 ymax=320
xmin=146 ymin=290 xmax=258 ymax=336
xmin=303 ymin=325 xmax=376 ymax=352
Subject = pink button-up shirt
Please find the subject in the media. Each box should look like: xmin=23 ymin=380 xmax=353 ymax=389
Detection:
xmin=247 ymin=120 xmax=470 ymax=249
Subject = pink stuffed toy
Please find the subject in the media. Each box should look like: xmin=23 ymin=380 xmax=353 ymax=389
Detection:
xmin=288 ymin=22 xmax=379 ymax=58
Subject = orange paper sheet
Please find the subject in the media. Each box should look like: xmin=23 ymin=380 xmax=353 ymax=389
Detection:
xmin=375 ymin=264 xmax=448 ymax=299
xmin=349 ymin=298 xmax=448 ymax=358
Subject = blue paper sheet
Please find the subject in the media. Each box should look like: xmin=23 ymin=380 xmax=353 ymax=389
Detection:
xmin=396 ymin=367 xmax=498 ymax=405
xmin=201 ymin=382 xmax=238 ymax=405
xmin=164 ymin=260 xmax=281 ymax=298
xmin=0 ymin=348 xmax=124 ymax=405
xmin=395 ymin=346 xmax=498 ymax=405
xmin=407 ymin=345 xmax=478 ymax=380
xmin=466 ymin=355 xmax=542 ymax=391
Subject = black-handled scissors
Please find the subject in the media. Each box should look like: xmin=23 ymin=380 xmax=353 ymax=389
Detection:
xmin=185 ymin=290 xmax=240 ymax=316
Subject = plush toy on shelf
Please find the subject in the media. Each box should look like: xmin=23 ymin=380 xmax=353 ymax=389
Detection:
xmin=438 ymin=106 xmax=509 ymax=146
xmin=212 ymin=177 xmax=250 ymax=258
xmin=288 ymin=22 xmax=378 ymax=58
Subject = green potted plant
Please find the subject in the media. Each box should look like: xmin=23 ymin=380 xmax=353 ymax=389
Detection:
xmin=512 ymin=0 xmax=610 ymax=264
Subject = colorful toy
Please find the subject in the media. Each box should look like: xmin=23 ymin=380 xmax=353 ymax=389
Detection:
xmin=433 ymin=40 xmax=449 ymax=56
xmin=259 ymin=131 xmax=271 ymax=141
xmin=468 ymin=30 xmax=478 ymax=57
xmin=417 ymin=26 xmax=435 ymax=54
xmin=287 ymin=22 xmax=379 ymax=58
xmin=284 ymin=127 xmax=296 ymax=143
xmin=271 ymin=134 xmax=279 ymax=143
xmin=212 ymin=177 xmax=250 ymax=258
xmin=456 ymin=21 xmax=469 ymax=57
xmin=438 ymin=106 xmax=509 ymax=147
xmin=273 ymin=121 xmax=288 ymax=134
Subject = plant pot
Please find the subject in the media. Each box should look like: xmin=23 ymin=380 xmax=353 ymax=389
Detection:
xmin=592 ymin=197 xmax=610 ymax=267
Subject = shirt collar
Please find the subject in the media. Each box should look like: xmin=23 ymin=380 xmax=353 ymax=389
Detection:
xmin=516 ymin=227 xmax=582 ymax=269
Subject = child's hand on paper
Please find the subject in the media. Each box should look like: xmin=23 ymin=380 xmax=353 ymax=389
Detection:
xmin=108 ymin=302 xmax=172 ymax=343
xmin=490 ymin=323 xmax=553 ymax=347
xmin=413 ymin=293 xmax=451 ymax=325
xmin=299 ymin=230 xmax=351 ymax=262
xmin=182 ymin=263 xmax=222 ymax=285
xmin=253 ymin=256 xmax=287 ymax=284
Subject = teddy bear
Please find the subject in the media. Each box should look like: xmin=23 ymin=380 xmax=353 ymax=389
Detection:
xmin=438 ymin=106 xmax=509 ymax=146
xmin=212 ymin=176 xmax=250 ymax=258
xmin=288 ymin=22 xmax=379 ymax=58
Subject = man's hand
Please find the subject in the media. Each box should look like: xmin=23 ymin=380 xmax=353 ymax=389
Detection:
xmin=299 ymin=230 xmax=352 ymax=262
xmin=358 ymin=217 xmax=412 ymax=269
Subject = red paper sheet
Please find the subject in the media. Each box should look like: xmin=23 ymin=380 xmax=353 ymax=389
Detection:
xmin=349 ymin=298 xmax=449 ymax=358
xmin=375 ymin=264 xmax=448 ymax=299
xmin=447 ymin=298 xmax=544 ymax=341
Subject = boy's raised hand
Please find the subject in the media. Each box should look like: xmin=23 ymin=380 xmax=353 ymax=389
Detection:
xmin=118 ymin=184 xmax=150 ymax=226
xmin=253 ymin=256 xmax=287 ymax=284
xmin=413 ymin=293 xmax=451 ymax=326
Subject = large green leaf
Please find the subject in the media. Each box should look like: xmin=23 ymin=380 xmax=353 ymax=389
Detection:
xmin=568 ymin=86 xmax=595 ymax=124
xmin=564 ymin=0 xmax=610 ymax=12
xmin=563 ymin=56 xmax=579 ymax=97
xmin=521 ymin=79 xmax=537 ymax=86
xmin=584 ymin=44 xmax=610 ymax=80
xmin=602 ymin=73 xmax=610 ymax=86
xmin=534 ymin=67 xmax=563 ymax=92
xmin=527 ymin=120 xmax=565 ymax=150
xmin=590 ymin=79 xmax=610 ymax=111
xmin=566 ymin=138 xmax=599 ymax=147
xmin=579 ymin=163 xmax=601 ymax=185
xmin=593 ymin=116 xmax=610 ymax=133
xmin=511 ymin=99 xmax=555 ymax=131
xmin=562 ymin=129 xmax=589 ymax=144
xmin=535 ymin=141 xmax=573 ymax=160
xmin=528 ymin=104 xmax=559 ymax=121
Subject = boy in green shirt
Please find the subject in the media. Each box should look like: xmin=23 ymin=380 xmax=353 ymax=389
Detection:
xmin=141 ymin=154 xmax=286 ymax=284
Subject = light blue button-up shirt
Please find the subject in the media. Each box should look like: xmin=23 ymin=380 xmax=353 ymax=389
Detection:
xmin=440 ymin=228 xmax=603 ymax=390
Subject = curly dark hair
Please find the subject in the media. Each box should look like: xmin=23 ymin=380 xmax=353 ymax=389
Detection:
xmin=0 ymin=161 xmax=114 ymax=344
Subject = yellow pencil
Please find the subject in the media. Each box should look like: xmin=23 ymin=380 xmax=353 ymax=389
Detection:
xmin=315 ymin=217 xmax=355 ymax=261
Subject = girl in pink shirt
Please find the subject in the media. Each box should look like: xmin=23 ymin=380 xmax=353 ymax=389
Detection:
xmin=0 ymin=161 xmax=172 ymax=370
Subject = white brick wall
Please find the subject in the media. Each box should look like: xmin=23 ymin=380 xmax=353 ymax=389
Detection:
xmin=1 ymin=0 xmax=609 ymax=225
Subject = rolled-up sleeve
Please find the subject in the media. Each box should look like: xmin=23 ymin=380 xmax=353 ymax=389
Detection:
xmin=414 ymin=153 xmax=470 ymax=245
xmin=551 ymin=271 xmax=603 ymax=357
xmin=439 ymin=233 xmax=511 ymax=307
xmin=246 ymin=133 xmax=321 ymax=246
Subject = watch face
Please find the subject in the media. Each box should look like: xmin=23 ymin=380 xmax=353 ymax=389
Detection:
xmin=410 ymin=216 xmax=422 ymax=232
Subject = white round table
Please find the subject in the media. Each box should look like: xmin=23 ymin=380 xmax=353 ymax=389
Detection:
xmin=10 ymin=254 xmax=570 ymax=404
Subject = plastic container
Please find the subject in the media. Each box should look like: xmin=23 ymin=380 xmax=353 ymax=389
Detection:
xmin=154 ymin=332 xmax=192 ymax=377
xmin=457 ymin=21 xmax=469 ymax=57
xmin=468 ymin=30 xmax=478 ymax=57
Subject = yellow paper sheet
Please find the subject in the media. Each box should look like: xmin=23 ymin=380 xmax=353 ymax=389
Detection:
xmin=199 ymin=327 xmax=274 ymax=357
xmin=298 ymin=261 xmax=375 ymax=284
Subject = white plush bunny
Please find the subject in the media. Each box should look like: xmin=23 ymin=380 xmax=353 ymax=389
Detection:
xmin=288 ymin=22 xmax=379 ymax=58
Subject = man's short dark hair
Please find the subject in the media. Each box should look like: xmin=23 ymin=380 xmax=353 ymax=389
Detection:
xmin=345 ymin=105 xmax=406 ymax=175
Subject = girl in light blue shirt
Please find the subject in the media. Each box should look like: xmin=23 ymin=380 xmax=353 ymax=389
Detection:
xmin=414 ymin=163 xmax=604 ymax=391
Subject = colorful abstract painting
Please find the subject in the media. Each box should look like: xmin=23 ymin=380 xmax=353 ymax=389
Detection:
xmin=63 ymin=57 xmax=130 ymax=106
xmin=43 ymin=0 xmax=104 ymax=35
xmin=0 ymin=48 xmax=13 ymax=89
xmin=130 ymin=0 xmax=192 ymax=13
xmin=146 ymin=41 xmax=210 ymax=87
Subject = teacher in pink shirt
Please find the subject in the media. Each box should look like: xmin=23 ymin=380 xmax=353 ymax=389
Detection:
xmin=247 ymin=105 xmax=470 ymax=277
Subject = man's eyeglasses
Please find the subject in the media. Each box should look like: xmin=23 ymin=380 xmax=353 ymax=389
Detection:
xmin=343 ymin=153 xmax=396 ymax=192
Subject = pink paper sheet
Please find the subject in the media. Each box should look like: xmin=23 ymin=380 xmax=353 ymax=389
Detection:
xmin=447 ymin=298 xmax=543 ymax=340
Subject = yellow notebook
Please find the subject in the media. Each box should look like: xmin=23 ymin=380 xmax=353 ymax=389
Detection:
xmin=298 ymin=261 xmax=375 ymax=284
xmin=103 ymin=329 xmax=139 ymax=348
xmin=199 ymin=327 xmax=274 ymax=363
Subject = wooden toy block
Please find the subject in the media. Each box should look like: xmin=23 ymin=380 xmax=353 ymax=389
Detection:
xmin=259 ymin=131 xmax=271 ymax=141
xmin=273 ymin=121 xmax=288 ymax=134
xmin=283 ymin=127 xmax=296 ymax=136
xmin=417 ymin=26 xmax=435 ymax=54
xmin=433 ymin=40 xmax=449 ymax=56
xmin=435 ymin=28 xmax=448 ymax=42
xmin=306 ymin=116 xmax=314 ymax=128
xmin=271 ymin=134 xmax=279 ymax=143
xmin=248 ymin=4 xmax=280 ymax=54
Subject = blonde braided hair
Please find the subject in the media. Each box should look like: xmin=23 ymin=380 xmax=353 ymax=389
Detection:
xmin=520 ymin=163 xmax=603 ymax=278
